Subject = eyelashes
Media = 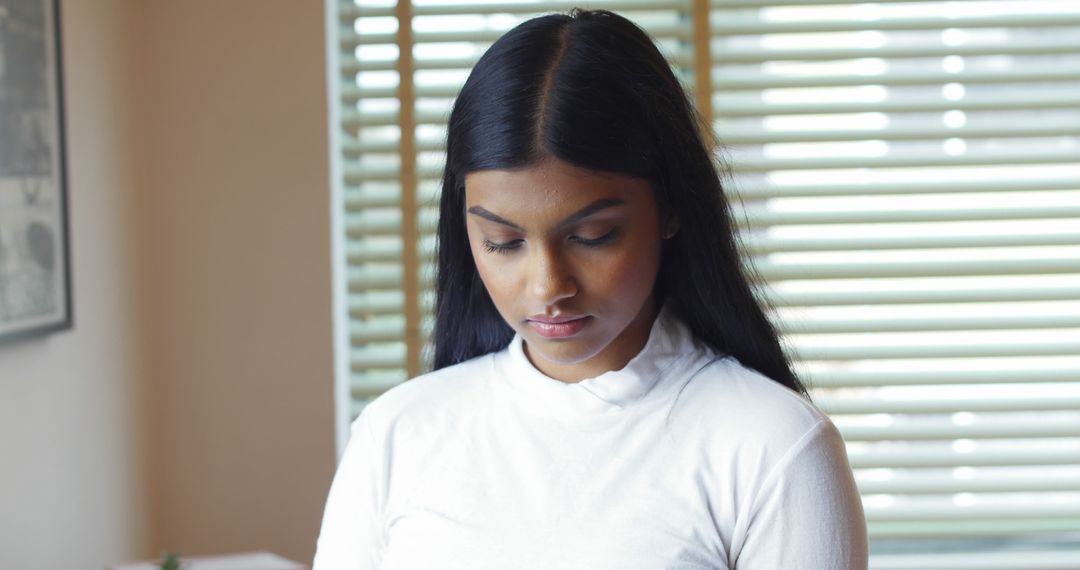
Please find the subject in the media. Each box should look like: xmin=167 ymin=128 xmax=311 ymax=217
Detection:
xmin=481 ymin=229 xmax=620 ymax=255
xmin=481 ymin=239 xmax=522 ymax=255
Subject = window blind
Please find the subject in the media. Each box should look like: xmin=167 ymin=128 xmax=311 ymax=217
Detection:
xmin=336 ymin=0 xmax=1080 ymax=560
xmin=707 ymin=0 xmax=1080 ymax=552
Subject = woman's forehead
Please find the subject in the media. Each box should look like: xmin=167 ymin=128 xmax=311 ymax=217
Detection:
xmin=463 ymin=160 xmax=652 ymax=209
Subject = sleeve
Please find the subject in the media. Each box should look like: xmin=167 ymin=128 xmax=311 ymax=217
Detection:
xmin=732 ymin=419 xmax=869 ymax=570
xmin=312 ymin=412 xmax=386 ymax=570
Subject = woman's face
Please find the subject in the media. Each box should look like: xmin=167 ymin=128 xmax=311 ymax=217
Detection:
xmin=464 ymin=158 xmax=668 ymax=383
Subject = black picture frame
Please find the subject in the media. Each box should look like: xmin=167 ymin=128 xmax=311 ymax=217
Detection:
xmin=0 ymin=0 xmax=73 ymax=346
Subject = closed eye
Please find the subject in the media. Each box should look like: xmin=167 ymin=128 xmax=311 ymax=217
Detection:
xmin=570 ymin=228 xmax=619 ymax=247
xmin=482 ymin=239 xmax=522 ymax=254
xmin=481 ymin=229 xmax=618 ymax=255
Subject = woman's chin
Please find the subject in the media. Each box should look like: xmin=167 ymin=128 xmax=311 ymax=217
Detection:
xmin=526 ymin=336 xmax=590 ymax=360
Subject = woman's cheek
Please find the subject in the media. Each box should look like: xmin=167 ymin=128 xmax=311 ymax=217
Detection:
xmin=472 ymin=251 xmax=513 ymax=304
xmin=609 ymin=240 xmax=662 ymax=293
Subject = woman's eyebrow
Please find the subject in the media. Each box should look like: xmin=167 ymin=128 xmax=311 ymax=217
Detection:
xmin=466 ymin=197 xmax=626 ymax=230
xmin=466 ymin=206 xmax=523 ymax=230
xmin=560 ymin=198 xmax=626 ymax=227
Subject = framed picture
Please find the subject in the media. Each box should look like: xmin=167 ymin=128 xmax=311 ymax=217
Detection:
xmin=0 ymin=0 xmax=72 ymax=345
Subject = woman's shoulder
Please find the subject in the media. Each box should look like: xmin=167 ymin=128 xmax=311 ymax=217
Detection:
xmin=354 ymin=350 xmax=499 ymax=434
xmin=669 ymin=354 xmax=833 ymax=452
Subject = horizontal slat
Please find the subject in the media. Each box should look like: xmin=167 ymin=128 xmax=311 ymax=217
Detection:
xmin=747 ymin=231 xmax=1080 ymax=254
xmin=349 ymin=84 xmax=455 ymax=98
xmin=856 ymin=473 xmax=1080 ymax=496
xmin=732 ymin=178 xmax=1080 ymax=199
xmin=345 ymin=69 xmax=697 ymax=110
xmin=351 ymin=375 xmax=406 ymax=399
xmin=348 ymin=269 xmax=404 ymax=290
xmin=351 ymin=303 xmax=401 ymax=317
xmin=348 ymin=241 xmax=410 ymax=263
xmin=350 ymin=234 xmax=1080 ymax=262
xmin=727 ymin=149 xmax=1080 ymax=171
xmin=714 ymin=66 xmax=1080 ymax=90
xmin=711 ymin=12 xmax=1080 ymax=36
xmin=346 ymin=165 xmax=445 ymax=186
xmin=342 ymin=108 xmax=450 ymax=129
xmin=343 ymin=50 xmax=693 ymax=75
xmin=868 ymin=517 xmax=1080 ymax=538
xmin=344 ymin=190 xmax=430 ymax=211
xmin=352 ymin=371 xmax=406 ymax=399
xmin=348 ymin=231 xmax=1080 ymax=260
xmin=347 ymin=313 xmax=1080 ymax=348
xmin=336 ymin=45 xmax=1080 ymax=81
xmin=762 ymin=285 xmax=1080 ymax=307
xmin=350 ymin=321 xmax=406 ymax=343
xmin=343 ymin=82 xmax=1080 ymax=117
xmin=777 ymin=313 xmax=1080 ymax=334
xmin=719 ymin=120 xmax=1080 ymax=145
xmin=840 ymin=418 xmax=1080 ymax=442
xmin=345 ymin=215 xmax=437 ymax=238
xmin=350 ymin=302 xmax=432 ymax=319
xmin=347 ymin=107 xmax=1080 ymax=141
xmin=349 ymin=248 xmax=429 ymax=264
xmin=351 ymin=369 xmax=1080 ymax=403
xmin=807 ymin=368 xmax=1080 ymax=389
xmin=849 ymin=447 xmax=1080 ymax=469
xmin=351 ymin=321 xmax=434 ymax=343
xmin=341 ymin=185 xmax=1080 ymax=228
xmin=870 ymin=548 xmax=1080 ymax=570
xmin=342 ymin=56 xmax=695 ymax=78
xmin=865 ymin=503 xmax=1080 ymax=523
xmin=350 ymin=348 xmax=405 ymax=370
xmin=794 ymin=340 xmax=1080 ymax=361
xmin=756 ymin=256 xmax=1080 ymax=280
xmin=342 ymin=22 xmax=691 ymax=48
xmin=342 ymin=137 xmax=447 ymax=156
xmin=342 ymin=163 xmax=402 ymax=182
xmin=344 ymin=0 xmax=691 ymax=18
xmin=821 ymin=395 xmax=1080 ymax=415
xmin=343 ymin=315 xmax=1080 ymax=361
xmin=346 ymin=58 xmax=465 ymax=74
xmin=712 ymin=37 xmax=1080 ymax=64
xmin=345 ymin=218 xmax=403 ymax=238
xmin=714 ymin=90 xmax=1080 ymax=118
xmin=717 ymin=93 xmax=1080 ymax=121
xmin=347 ymin=240 xmax=1080 ymax=281
xmin=757 ymin=224 xmax=1080 ymax=252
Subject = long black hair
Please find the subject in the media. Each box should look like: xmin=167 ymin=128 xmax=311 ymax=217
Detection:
xmin=431 ymin=8 xmax=809 ymax=398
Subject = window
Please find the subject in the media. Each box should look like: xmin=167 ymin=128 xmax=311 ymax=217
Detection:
xmin=333 ymin=0 xmax=1080 ymax=562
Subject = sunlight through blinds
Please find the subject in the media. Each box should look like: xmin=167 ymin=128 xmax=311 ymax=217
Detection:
xmin=709 ymin=0 xmax=1080 ymax=552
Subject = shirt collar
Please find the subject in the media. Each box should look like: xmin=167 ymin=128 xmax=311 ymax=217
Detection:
xmin=496 ymin=301 xmax=698 ymax=420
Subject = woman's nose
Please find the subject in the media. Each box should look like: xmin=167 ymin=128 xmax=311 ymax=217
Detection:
xmin=528 ymin=244 xmax=578 ymax=305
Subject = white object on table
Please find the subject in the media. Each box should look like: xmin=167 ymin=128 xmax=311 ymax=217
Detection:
xmin=108 ymin=550 xmax=306 ymax=570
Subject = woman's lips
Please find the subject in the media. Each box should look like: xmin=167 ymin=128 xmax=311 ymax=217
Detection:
xmin=527 ymin=316 xmax=590 ymax=338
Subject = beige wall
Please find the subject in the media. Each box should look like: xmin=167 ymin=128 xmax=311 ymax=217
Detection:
xmin=0 ymin=0 xmax=152 ymax=568
xmin=0 ymin=0 xmax=338 ymax=567
xmin=131 ymin=0 xmax=337 ymax=562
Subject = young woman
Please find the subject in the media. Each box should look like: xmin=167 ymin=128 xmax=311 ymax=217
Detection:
xmin=315 ymin=9 xmax=868 ymax=569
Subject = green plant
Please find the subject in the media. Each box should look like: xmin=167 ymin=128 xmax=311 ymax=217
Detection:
xmin=160 ymin=552 xmax=182 ymax=570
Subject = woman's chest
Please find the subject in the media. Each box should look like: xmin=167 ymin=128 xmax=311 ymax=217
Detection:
xmin=379 ymin=413 xmax=731 ymax=569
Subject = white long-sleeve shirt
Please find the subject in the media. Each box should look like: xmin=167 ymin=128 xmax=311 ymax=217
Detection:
xmin=313 ymin=304 xmax=868 ymax=569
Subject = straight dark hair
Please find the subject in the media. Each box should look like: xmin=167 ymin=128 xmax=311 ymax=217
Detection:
xmin=431 ymin=9 xmax=809 ymax=398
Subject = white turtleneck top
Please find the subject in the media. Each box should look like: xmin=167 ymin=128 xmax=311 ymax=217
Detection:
xmin=313 ymin=305 xmax=868 ymax=569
